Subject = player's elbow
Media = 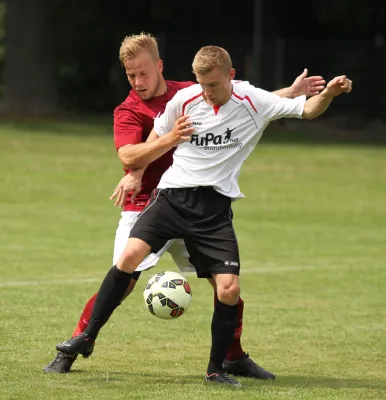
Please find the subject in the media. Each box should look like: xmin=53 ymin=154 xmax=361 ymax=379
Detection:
xmin=122 ymin=157 xmax=138 ymax=170
xmin=118 ymin=153 xmax=135 ymax=169
xmin=118 ymin=148 xmax=141 ymax=169
xmin=123 ymin=158 xmax=144 ymax=170
xmin=302 ymin=109 xmax=316 ymax=120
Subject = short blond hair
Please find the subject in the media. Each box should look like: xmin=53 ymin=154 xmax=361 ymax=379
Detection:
xmin=119 ymin=32 xmax=160 ymax=65
xmin=192 ymin=46 xmax=232 ymax=75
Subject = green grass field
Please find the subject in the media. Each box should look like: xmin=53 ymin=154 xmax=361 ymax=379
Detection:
xmin=1 ymin=121 xmax=385 ymax=400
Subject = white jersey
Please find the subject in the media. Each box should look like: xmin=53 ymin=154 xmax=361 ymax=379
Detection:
xmin=154 ymin=80 xmax=306 ymax=199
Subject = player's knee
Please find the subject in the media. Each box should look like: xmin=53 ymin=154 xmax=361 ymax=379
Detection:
xmin=117 ymin=239 xmax=150 ymax=272
xmin=216 ymin=282 xmax=240 ymax=305
xmin=116 ymin=249 xmax=141 ymax=272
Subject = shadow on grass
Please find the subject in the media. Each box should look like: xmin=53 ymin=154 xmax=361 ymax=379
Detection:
xmin=263 ymin=375 xmax=386 ymax=390
xmin=67 ymin=370 xmax=386 ymax=390
xmin=68 ymin=369 xmax=203 ymax=384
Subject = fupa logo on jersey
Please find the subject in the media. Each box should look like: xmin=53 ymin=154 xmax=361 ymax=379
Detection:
xmin=190 ymin=127 xmax=242 ymax=150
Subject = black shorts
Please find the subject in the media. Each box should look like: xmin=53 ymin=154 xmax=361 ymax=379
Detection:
xmin=129 ymin=187 xmax=240 ymax=278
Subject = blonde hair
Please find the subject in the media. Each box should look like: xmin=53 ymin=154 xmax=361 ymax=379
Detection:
xmin=119 ymin=32 xmax=160 ymax=65
xmin=192 ymin=46 xmax=232 ymax=75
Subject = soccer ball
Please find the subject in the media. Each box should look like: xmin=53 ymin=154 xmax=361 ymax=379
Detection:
xmin=143 ymin=271 xmax=192 ymax=320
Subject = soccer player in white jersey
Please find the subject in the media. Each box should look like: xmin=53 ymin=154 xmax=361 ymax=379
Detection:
xmin=57 ymin=45 xmax=352 ymax=387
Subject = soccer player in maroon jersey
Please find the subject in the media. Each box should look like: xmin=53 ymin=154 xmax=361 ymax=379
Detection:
xmin=44 ymin=33 xmax=326 ymax=375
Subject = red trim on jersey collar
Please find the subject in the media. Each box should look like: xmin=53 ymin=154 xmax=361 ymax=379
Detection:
xmin=182 ymin=92 xmax=203 ymax=115
xmin=213 ymin=105 xmax=220 ymax=115
xmin=232 ymin=91 xmax=258 ymax=113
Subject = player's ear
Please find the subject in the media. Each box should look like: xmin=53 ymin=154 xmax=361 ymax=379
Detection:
xmin=229 ymin=68 xmax=236 ymax=80
xmin=157 ymin=59 xmax=164 ymax=73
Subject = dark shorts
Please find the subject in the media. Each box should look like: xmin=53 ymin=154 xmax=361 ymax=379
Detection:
xmin=129 ymin=187 xmax=240 ymax=278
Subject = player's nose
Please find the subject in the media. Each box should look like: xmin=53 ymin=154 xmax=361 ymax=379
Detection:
xmin=135 ymin=76 xmax=145 ymax=87
xmin=204 ymin=88 xmax=213 ymax=97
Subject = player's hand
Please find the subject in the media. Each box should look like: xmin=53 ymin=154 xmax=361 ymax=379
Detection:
xmin=170 ymin=115 xmax=195 ymax=144
xmin=324 ymin=75 xmax=353 ymax=97
xmin=110 ymin=169 xmax=144 ymax=209
xmin=291 ymin=68 xmax=326 ymax=97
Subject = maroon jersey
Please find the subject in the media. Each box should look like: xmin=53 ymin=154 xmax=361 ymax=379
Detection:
xmin=114 ymin=80 xmax=195 ymax=211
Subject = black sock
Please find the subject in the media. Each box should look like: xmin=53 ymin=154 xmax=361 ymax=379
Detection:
xmin=84 ymin=265 xmax=132 ymax=339
xmin=207 ymin=300 xmax=238 ymax=374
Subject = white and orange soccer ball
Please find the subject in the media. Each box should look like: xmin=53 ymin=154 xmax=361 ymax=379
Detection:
xmin=143 ymin=271 xmax=192 ymax=320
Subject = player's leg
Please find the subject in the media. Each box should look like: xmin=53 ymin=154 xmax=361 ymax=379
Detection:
xmin=209 ymin=277 xmax=275 ymax=381
xmin=208 ymin=279 xmax=274 ymax=379
xmin=45 ymin=213 xmax=175 ymax=373
xmin=71 ymin=273 xmax=139 ymax=339
xmin=184 ymin=244 xmax=242 ymax=387
xmin=56 ymin=189 xmax=179 ymax=356
xmin=66 ymin=237 xmax=173 ymax=349
xmin=70 ymin=212 xmax=146 ymax=338
xmin=206 ymin=272 xmax=241 ymax=387
xmin=173 ymin=187 xmax=241 ymax=386
xmin=168 ymin=238 xmax=274 ymax=379
xmin=206 ymin=217 xmax=275 ymax=380
xmin=183 ymin=187 xmax=274 ymax=385
xmin=56 ymin=237 xmax=151 ymax=355
xmin=168 ymin=240 xmax=245 ymax=359
xmin=44 ymin=212 xmax=143 ymax=373
xmin=43 ymin=274 xmax=140 ymax=373
xmin=206 ymin=278 xmax=245 ymax=361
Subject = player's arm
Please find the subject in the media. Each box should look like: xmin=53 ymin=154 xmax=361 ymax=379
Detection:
xmin=121 ymin=119 xmax=190 ymax=174
xmin=117 ymin=90 xmax=193 ymax=170
xmin=302 ymin=75 xmax=352 ymax=120
xmin=253 ymin=74 xmax=351 ymax=123
xmin=113 ymin=107 xmax=174 ymax=170
xmin=111 ymin=127 xmax=166 ymax=208
xmin=110 ymin=116 xmax=194 ymax=208
xmin=118 ymin=132 xmax=174 ymax=170
xmin=111 ymin=127 xmax=180 ymax=208
xmin=272 ymin=69 xmax=325 ymax=98
xmin=118 ymin=116 xmax=193 ymax=169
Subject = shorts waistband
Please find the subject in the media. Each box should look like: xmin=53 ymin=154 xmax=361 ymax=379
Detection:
xmin=161 ymin=186 xmax=214 ymax=192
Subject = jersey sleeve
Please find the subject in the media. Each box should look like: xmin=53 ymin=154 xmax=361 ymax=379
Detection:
xmin=113 ymin=105 xmax=143 ymax=150
xmin=247 ymin=83 xmax=306 ymax=122
xmin=153 ymin=90 xmax=185 ymax=136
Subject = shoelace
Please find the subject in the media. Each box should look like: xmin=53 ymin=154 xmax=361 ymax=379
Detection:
xmin=48 ymin=353 xmax=65 ymax=367
xmin=221 ymin=372 xmax=240 ymax=385
xmin=207 ymin=371 xmax=240 ymax=385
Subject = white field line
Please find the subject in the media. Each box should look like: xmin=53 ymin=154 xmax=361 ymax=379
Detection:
xmin=0 ymin=277 xmax=101 ymax=288
xmin=0 ymin=265 xmax=322 ymax=288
